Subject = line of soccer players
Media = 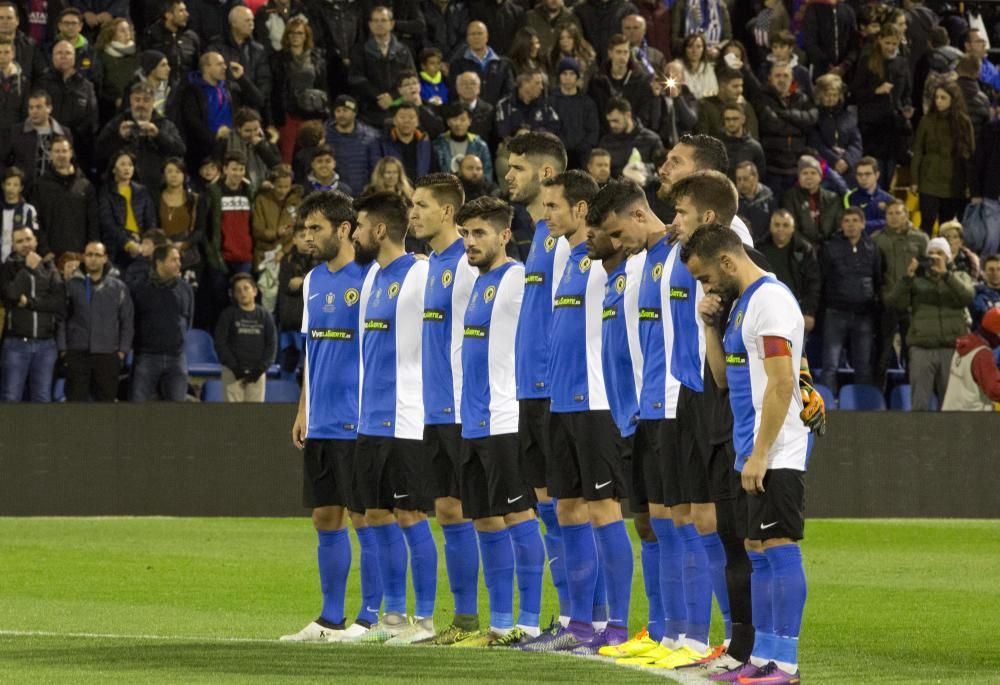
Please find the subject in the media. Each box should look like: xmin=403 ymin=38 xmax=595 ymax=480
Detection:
xmin=281 ymin=131 xmax=824 ymax=685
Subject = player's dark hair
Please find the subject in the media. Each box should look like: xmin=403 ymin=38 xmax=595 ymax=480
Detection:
xmin=542 ymin=169 xmax=599 ymax=207
xmin=676 ymin=133 xmax=729 ymax=174
xmin=354 ymin=191 xmax=411 ymax=243
xmin=668 ymin=170 xmax=738 ymax=226
xmin=507 ymin=131 xmax=567 ymax=173
xmin=299 ymin=189 xmax=356 ymax=231
xmin=680 ymin=222 xmax=744 ymax=264
xmin=456 ymin=196 xmax=513 ymax=233
xmin=842 ymin=206 xmax=866 ymax=224
xmin=586 ymin=179 xmax=646 ymax=227
xmin=415 ymin=172 xmax=465 ymax=211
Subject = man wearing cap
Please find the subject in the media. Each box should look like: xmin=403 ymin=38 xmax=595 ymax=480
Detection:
xmin=942 ymin=307 xmax=1000 ymax=411
xmin=551 ymin=57 xmax=599 ymax=170
xmin=888 ymin=237 xmax=975 ymax=410
xmin=324 ymin=94 xmax=380 ymax=196
xmin=780 ymin=154 xmax=843 ymax=246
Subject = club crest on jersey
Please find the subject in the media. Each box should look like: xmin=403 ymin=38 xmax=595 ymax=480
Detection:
xmin=484 ymin=285 xmax=497 ymax=303
xmin=579 ymin=256 xmax=592 ymax=272
xmin=441 ymin=269 xmax=453 ymax=288
xmin=388 ymin=282 xmax=401 ymax=299
xmin=733 ymin=310 xmax=744 ymax=328
xmin=614 ymin=274 xmax=626 ymax=294
xmin=344 ymin=288 xmax=360 ymax=306
xmin=652 ymin=263 xmax=663 ymax=281
xmin=544 ymin=235 xmax=557 ymax=252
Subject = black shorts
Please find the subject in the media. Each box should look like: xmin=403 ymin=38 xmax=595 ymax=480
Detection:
xmin=459 ymin=433 xmax=536 ymax=520
xmin=669 ymin=385 xmax=711 ymax=505
xmin=548 ymin=410 xmax=626 ymax=501
xmin=356 ymin=434 xmax=430 ymax=512
xmin=638 ymin=419 xmax=666 ymax=506
xmin=302 ymin=438 xmax=363 ymax=513
xmin=620 ymin=433 xmax=647 ymax=513
xmin=746 ymin=469 xmax=806 ymax=542
xmin=424 ymin=424 xmax=462 ymax=500
xmin=707 ymin=441 xmax=739 ymax=502
xmin=518 ymin=398 xmax=550 ymax=490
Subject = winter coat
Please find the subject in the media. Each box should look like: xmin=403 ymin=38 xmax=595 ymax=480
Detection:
xmin=757 ymin=232 xmax=821 ymax=316
xmin=141 ymin=20 xmax=201 ymax=86
xmin=94 ymin=110 xmax=186 ymax=192
xmin=809 ymin=103 xmax=863 ymax=174
xmin=12 ymin=31 xmax=46 ymax=85
xmin=597 ymin=122 xmax=665 ymax=178
xmin=432 ymin=133 xmax=493 ymax=180
xmin=94 ymin=50 xmax=139 ymax=110
xmin=495 ymin=94 xmax=561 ymax=140
xmin=277 ymin=246 xmax=316 ymax=330
xmin=972 ymin=120 xmax=1000 ymax=201
xmin=0 ymin=64 xmax=28 ymax=137
xmin=802 ymin=1 xmax=857 ymax=75
xmin=448 ymin=50 xmax=514 ymax=107
xmin=98 ymin=180 xmax=158 ymax=259
xmin=588 ymin=64 xmax=653 ymax=133
xmin=956 ymin=76 xmax=991 ymax=144
xmin=305 ymin=0 xmax=362 ymax=66
xmin=324 ymin=119 xmax=381 ymax=196
xmin=844 ymin=185 xmax=895 ymax=234
xmin=850 ymin=53 xmax=912 ymax=125
xmin=176 ymin=72 xmax=233 ymax=169
xmin=129 ymin=273 xmax=194 ymax=356
xmin=364 ymin=0 xmax=427 ymax=57
xmin=207 ymin=32 xmax=273 ymax=121
xmin=30 ymin=167 xmax=98 ymax=256
xmin=781 ymin=185 xmax=843 ymax=245
xmin=738 ymin=184 xmax=777 ymax=244
xmin=872 ymin=225 xmax=928 ymax=305
xmin=348 ymin=35 xmax=415 ymax=122
xmin=887 ymin=268 xmax=975 ymax=348
xmin=523 ymin=5 xmax=583 ymax=57
xmin=819 ymin=232 xmax=881 ymax=314
xmin=551 ymin=91 xmax=600 ymax=168
xmin=59 ymin=270 xmax=133 ymax=354
xmin=972 ymin=284 xmax=1000 ymax=329
xmin=2 ymin=117 xmax=72 ymax=185
xmin=647 ymin=86 xmax=699 ymax=149
xmin=270 ymin=48 xmax=329 ymax=126
xmin=252 ymin=185 xmax=303 ymax=268
xmin=420 ymin=0 xmax=468 ymax=57
xmin=722 ymin=132 xmax=766 ymax=178
xmin=36 ymin=70 xmax=98 ymax=142
xmin=1 ymin=254 xmax=64 ymax=339
xmin=912 ymin=110 xmax=974 ymax=199
xmin=377 ymin=129 xmax=433 ymax=179
xmin=467 ymin=0 xmax=525 ymax=56
xmin=751 ymin=86 xmax=817 ymax=176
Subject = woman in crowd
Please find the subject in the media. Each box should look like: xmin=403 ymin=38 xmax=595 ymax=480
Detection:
xmin=939 ymin=220 xmax=980 ymax=280
xmin=680 ymin=33 xmax=718 ymax=99
xmin=98 ymin=151 xmax=157 ymax=264
xmin=158 ymin=158 xmax=205 ymax=275
xmin=270 ymin=16 xmax=329 ymax=165
xmin=364 ymin=157 xmax=414 ymax=202
xmin=548 ymin=25 xmax=596 ymax=93
xmin=94 ymin=17 xmax=138 ymax=120
xmin=509 ymin=26 xmax=546 ymax=78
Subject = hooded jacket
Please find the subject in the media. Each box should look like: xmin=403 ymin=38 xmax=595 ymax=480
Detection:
xmin=1 ymin=253 xmax=64 ymax=339
xmin=912 ymin=109 xmax=975 ymax=199
xmin=30 ymin=166 xmax=99 ymax=256
xmin=887 ymin=268 xmax=975 ymax=348
xmin=59 ymin=267 xmax=134 ymax=354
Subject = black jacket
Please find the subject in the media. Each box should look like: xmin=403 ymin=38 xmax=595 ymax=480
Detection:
xmin=1 ymin=255 xmax=64 ymax=339
xmin=13 ymin=32 xmax=46 ymax=85
xmin=363 ymin=0 xmax=427 ymax=57
xmin=277 ymin=247 xmax=317 ymax=331
xmin=598 ymin=121 xmax=665 ymax=178
xmin=495 ymin=94 xmax=562 ymax=140
xmin=820 ymin=232 xmax=882 ymax=314
xmin=573 ymin=0 xmax=638 ymax=58
xmin=738 ymin=185 xmax=777 ymax=244
xmin=0 ymin=66 xmax=28 ymax=138
xmin=802 ymin=1 xmax=858 ymax=75
xmin=30 ymin=167 xmax=99 ymax=256
xmin=59 ymin=270 xmax=134 ymax=354
xmin=589 ymin=64 xmax=653 ymax=135
xmin=130 ymin=274 xmax=194 ymax=355
xmin=972 ymin=119 xmax=1000 ymax=200
xmin=98 ymin=181 xmax=158 ymax=260
xmin=850 ymin=53 xmax=912 ymax=125
xmin=95 ymin=110 xmax=187 ymax=192
xmin=270 ymin=48 xmax=330 ymax=126
xmin=957 ymin=76 xmax=991 ymax=144
xmin=349 ymin=35 xmax=415 ymax=123
xmin=757 ymin=232 xmax=821 ymax=316
xmin=467 ymin=0 xmax=524 ymax=56
xmin=188 ymin=0 xmax=243 ymax=45
xmin=207 ymin=32 xmax=273 ymax=121
xmin=175 ymin=75 xmax=232 ymax=169
xmin=421 ymin=0 xmax=468 ymax=57
xmin=305 ymin=0 xmax=363 ymax=65
xmin=751 ymin=86 xmax=818 ymax=176
xmin=36 ymin=70 xmax=98 ymax=141
xmin=722 ymin=132 xmax=766 ymax=178
xmin=142 ymin=20 xmax=201 ymax=86
xmin=551 ymin=91 xmax=600 ymax=167
xmin=809 ymin=103 xmax=863 ymax=173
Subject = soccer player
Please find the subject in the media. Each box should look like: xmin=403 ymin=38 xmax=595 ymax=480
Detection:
xmin=504 ymin=131 xmax=573 ymax=628
xmin=282 ymin=190 xmax=380 ymax=642
xmin=408 ymin=173 xmax=482 ymax=644
xmin=684 ymin=224 xmax=809 ymax=685
xmin=351 ymin=191 xmax=438 ymax=644
xmin=450 ymin=196 xmax=546 ymax=648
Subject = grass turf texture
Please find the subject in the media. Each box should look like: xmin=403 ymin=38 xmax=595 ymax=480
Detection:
xmin=1 ymin=519 xmax=998 ymax=684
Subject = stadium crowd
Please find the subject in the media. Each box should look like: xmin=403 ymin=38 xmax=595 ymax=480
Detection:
xmin=1 ymin=0 xmax=1000 ymax=408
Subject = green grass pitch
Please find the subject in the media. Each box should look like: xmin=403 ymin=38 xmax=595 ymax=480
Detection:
xmin=1 ymin=518 xmax=999 ymax=684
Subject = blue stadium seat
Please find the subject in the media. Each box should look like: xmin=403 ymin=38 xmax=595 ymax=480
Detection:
xmin=838 ymin=384 xmax=886 ymax=411
xmin=889 ymin=384 xmax=912 ymax=411
xmin=265 ymin=380 xmax=300 ymax=403
xmin=185 ymin=329 xmax=222 ymax=377
xmin=201 ymin=380 xmax=224 ymax=402
xmin=814 ymin=383 xmax=836 ymax=410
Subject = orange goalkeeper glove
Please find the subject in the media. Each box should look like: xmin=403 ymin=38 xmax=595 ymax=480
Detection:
xmin=799 ymin=362 xmax=827 ymax=437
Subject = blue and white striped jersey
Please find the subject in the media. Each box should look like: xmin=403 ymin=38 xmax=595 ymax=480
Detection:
xmin=601 ymin=252 xmax=646 ymax=437
xmin=301 ymin=261 xmax=377 ymax=440
xmin=359 ymin=254 xmax=429 ymax=440
xmin=461 ymin=261 xmax=524 ymax=439
xmin=514 ymin=220 xmax=570 ymax=400
xmin=637 ymin=236 xmax=681 ymax=420
xmin=422 ymin=238 xmax=478 ymax=425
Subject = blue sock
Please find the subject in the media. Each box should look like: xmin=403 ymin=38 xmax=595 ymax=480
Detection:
xmin=640 ymin=539 xmax=665 ymax=642
xmin=478 ymin=528 xmax=515 ymax=630
xmin=749 ymin=551 xmax=775 ymax=662
xmin=594 ymin=520 xmax=634 ymax=629
xmin=354 ymin=526 xmax=382 ymax=625
xmin=678 ymin=523 xmax=711 ymax=648
xmin=651 ymin=517 xmax=685 ymax=641
xmin=509 ymin=519 xmax=545 ymax=628
xmin=442 ymin=522 xmax=479 ymax=617
xmin=560 ymin=521 xmax=598 ymax=636
xmin=701 ymin=532 xmax=731 ymax=640
xmin=317 ymin=529 xmax=351 ymax=625
xmin=401 ymin=520 xmax=438 ymax=618
xmin=536 ymin=501 xmax=570 ymax=617
xmin=765 ymin=544 xmax=807 ymax=668
xmin=372 ymin=522 xmax=407 ymax=615
xmin=592 ymin=561 xmax=608 ymax=624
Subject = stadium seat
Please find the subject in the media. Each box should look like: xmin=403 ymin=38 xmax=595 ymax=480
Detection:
xmin=185 ymin=329 xmax=222 ymax=377
xmin=265 ymin=380 xmax=300 ymax=403
xmin=838 ymin=384 xmax=886 ymax=411
xmin=201 ymin=380 xmax=224 ymax=402
xmin=889 ymin=384 xmax=911 ymax=411
xmin=814 ymin=383 xmax=836 ymax=410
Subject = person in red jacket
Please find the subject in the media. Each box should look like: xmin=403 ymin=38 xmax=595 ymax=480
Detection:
xmin=941 ymin=307 xmax=1000 ymax=411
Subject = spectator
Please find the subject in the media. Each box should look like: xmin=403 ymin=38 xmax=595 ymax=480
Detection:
xmin=3 ymin=90 xmax=71 ymax=186
xmin=757 ymin=208 xmax=820 ymax=335
xmin=323 ymin=94 xmax=378 ymax=197
xmin=495 ymin=69 xmax=560 ymax=141
xmin=734 ymin=160 xmax=775 ymax=243
xmin=349 ymin=5 xmax=415 ymax=126
xmin=95 ymin=81 xmax=186 ymax=195
xmin=453 ymin=70 xmax=495 ymax=144
xmin=851 ymin=24 xmax=912 ymax=189
xmin=676 ymin=32 xmax=716 ymax=99
xmin=467 ymin=0 xmax=522 ymax=55
xmin=0 ymin=226 xmax=63 ymax=401
xmin=448 ymin=21 xmax=514 ymax=108
xmin=176 ymin=51 xmax=234 ymax=170
xmin=157 ymin=158 xmax=204 ymax=274
xmin=646 ymin=60 xmax=699 ymax=149
xmin=696 ymin=66 xmax=758 ymax=140
xmin=844 ymin=157 xmax=894 ymax=235
xmin=433 ymin=102 xmax=493 ymax=179
xmin=972 ymin=118 xmax=1000 ymax=218
xmin=671 ymin=0 xmax=729 ymax=51
xmin=59 ymin=239 xmax=133 ymax=402
xmin=187 ymin=0 xmax=242 ymax=44
xmin=207 ymin=6 xmax=272 ymax=121
xmin=252 ymin=163 xmax=302 ymax=269
xmin=966 ymin=28 xmax=1000 ymax=93
xmin=291 ymin=118 xmax=324 ymax=183
xmin=819 ymin=207 xmax=881 ymax=392
xmin=622 ymin=13 xmax=665 ymax=77
xmin=417 ymin=47 xmax=448 ymax=106
xmin=253 ymin=0 xmax=306 ymax=52
xmin=0 ymin=1 xmax=44 ymax=84
xmin=912 ymin=82 xmax=975 ymax=236
xmin=52 ymin=9 xmax=95 ymax=78
xmin=919 ymin=26 xmax=961 ymax=117
xmin=214 ymin=106 xmax=281 ymax=192
xmin=75 ymin=0 xmax=127 ymax=36
xmin=98 ymin=150 xmax=157 ymax=263
xmin=939 ymin=220 xmax=980 ymax=281
xmin=753 ymin=62 xmax=818 ymax=197
xmin=420 ymin=0 xmax=466 ymax=59
xmin=507 ymin=26 xmax=546 ymax=79
xmin=129 ymin=243 xmax=194 ymax=402
xmin=31 ymin=135 xmax=98 ymax=258
xmin=802 ymin=0 xmax=856 ymax=77
xmin=524 ymin=0 xmax=581 ymax=58
xmin=270 ymin=15 xmax=329 ymax=165
xmin=142 ymin=0 xmax=200 ymax=87
xmin=747 ymin=1 xmax=790 ymax=62
xmin=363 ymin=156 xmax=413 ymax=202
xmin=810 ymin=72 xmax=862 ymax=186
xmin=205 ymin=151 xmax=255 ymax=279
xmin=214 ymin=271 xmax=277 ymax=402
xmin=888 ymin=238 xmax=975 ymax=410
xmin=393 ymin=70 xmax=444 ymax=139
xmin=377 ymin=102 xmax=432 ymax=181
xmin=634 ymin=0 xmax=670 ymax=59
xmin=956 ymin=54 xmax=990 ymax=144
xmin=275 ymin=222 xmax=314 ymax=374
xmin=93 ymin=17 xmax=138 ymax=119
xmin=720 ymin=103 xmax=764 ymax=179
xmin=586 ymin=147 xmax=611 ymax=187
xmin=757 ymin=29 xmax=810 ymax=97
xmin=122 ymin=227 xmax=169 ymax=290
xmin=0 ymin=40 xmax=28 ymax=136
xmin=547 ymin=24 xmax=597 ymax=93
xmin=456 ymin=152 xmax=498 ymax=201
xmin=302 ymin=143 xmax=352 ymax=196
xmin=589 ymin=32 xmax=653 ymax=132
xmin=972 ymin=255 xmax=1000 ymax=329
xmin=37 ymin=40 xmax=98 ymax=171
xmin=550 ymin=58 xmax=599 ymax=170
xmin=573 ymin=0 xmax=637 ymax=60
xmin=941 ymin=307 xmax=1000 ymax=411
xmin=305 ymin=0 xmax=361 ymax=67
xmin=0 ymin=167 xmax=39 ymax=262
xmin=781 ymin=155 xmax=842 ymax=246
xmin=597 ymin=96 xmax=663 ymax=179
xmin=123 ymin=50 xmax=174 ymax=119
